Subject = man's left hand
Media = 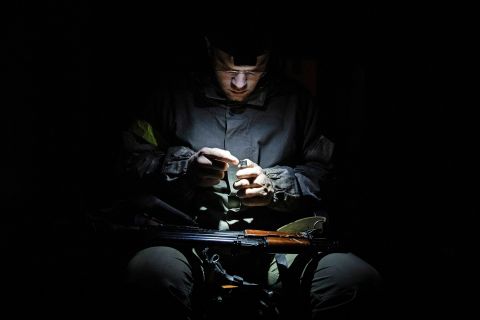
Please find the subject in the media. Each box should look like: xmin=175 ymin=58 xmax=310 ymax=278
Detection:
xmin=233 ymin=159 xmax=274 ymax=207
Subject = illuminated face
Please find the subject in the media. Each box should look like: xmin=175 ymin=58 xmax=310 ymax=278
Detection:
xmin=212 ymin=48 xmax=269 ymax=102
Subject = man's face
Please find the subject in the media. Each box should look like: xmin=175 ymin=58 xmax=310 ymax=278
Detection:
xmin=212 ymin=48 xmax=269 ymax=102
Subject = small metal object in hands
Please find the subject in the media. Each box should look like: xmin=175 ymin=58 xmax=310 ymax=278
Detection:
xmin=238 ymin=159 xmax=248 ymax=168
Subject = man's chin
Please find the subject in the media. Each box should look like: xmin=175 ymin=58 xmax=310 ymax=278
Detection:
xmin=227 ymin=92 xmax=249 ymax=102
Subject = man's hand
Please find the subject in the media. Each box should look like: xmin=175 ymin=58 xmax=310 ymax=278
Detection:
xmin=233 ymin=159 xmax=274 ymax=206
xmin=189 ymin=147 xmax=239 ymax=187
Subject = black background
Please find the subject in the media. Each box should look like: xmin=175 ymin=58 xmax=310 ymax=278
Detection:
xmin=3 ymin=2 xmax=475 ymax=317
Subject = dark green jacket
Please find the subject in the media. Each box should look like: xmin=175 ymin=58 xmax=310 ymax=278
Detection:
xmin=121 ymin=72 xmax=334 ymax=231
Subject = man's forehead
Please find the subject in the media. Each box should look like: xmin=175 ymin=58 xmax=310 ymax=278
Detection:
xmin=213 ymin=48 xmax=269 ymax=69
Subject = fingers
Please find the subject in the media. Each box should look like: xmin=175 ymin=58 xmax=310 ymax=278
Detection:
xmin=193 ymin=164 xmax=226 ymax=186
xmin=196 ymin=167 xmax=225 ymax=180
xmin=236 ymin=166 xmax=263 ymax=180
xmin=236 ymin=159 xmax=263 ymax=180
xmin=192 ymin=147 xmax=238 ymax=187
xmin=233 ymin=172 xmax=270 ymax=189
xmin=235 ymin=171 xmax=273 ymax=207
xmin=237 ymin=186 xmax=271 ymax=198
xmin=193 ymin=164 xmax=225 ymax=187
xmin=197 ymin=155 xmax=229 ymax=171
xmin=197 ymin=177 xmax=222 ymax=187
xmin=199 ymin=147 xmax=239 ymax=165
xmin=236 ymin=167 xmax=262 ymax=179
xmin=234 ymin=160 xmax=269 ymax=204
xmin=233 ymin=178 xmax=260 ymax=190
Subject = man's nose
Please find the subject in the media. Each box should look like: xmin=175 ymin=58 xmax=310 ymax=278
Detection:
xmin=231 ymin=72 xmax=247 ymax=91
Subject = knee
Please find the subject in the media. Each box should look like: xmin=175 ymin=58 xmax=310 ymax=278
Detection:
xmin=308 ymin=252 xmax=382 ymax=310
xmin=126 ymin=246 xmax=194 ymax=293
xmin=315 ymin=252 xmax=381 ymax=290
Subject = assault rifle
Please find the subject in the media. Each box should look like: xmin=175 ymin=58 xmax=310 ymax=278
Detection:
xmin=96 ymin=196 xmax=339 ymax=254
xmin=92 ymin=198 xmax=340 ymax=317
xmin=113 ymin=215 xmax=339 ymax=254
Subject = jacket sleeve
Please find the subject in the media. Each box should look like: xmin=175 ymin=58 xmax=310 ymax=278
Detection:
xmin=264 ymin=96 xmax=334 ymax=213
xmin=118 ymin=96 xmax=197 ymax=206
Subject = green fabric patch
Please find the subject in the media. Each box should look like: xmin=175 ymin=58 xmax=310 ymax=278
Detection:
xmin=132 ymin=120 xmax=158 ymax=146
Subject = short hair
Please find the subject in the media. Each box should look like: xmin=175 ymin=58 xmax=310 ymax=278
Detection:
xmin=205 ymin=21 xmax=272 ymax=66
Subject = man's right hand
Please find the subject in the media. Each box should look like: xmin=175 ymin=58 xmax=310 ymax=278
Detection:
xmin=188 ymin=147 xmax=239 ymax=187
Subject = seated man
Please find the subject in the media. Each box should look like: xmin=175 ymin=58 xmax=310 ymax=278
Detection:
xmin=117 ymin=29 xmax=382 ymax=319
